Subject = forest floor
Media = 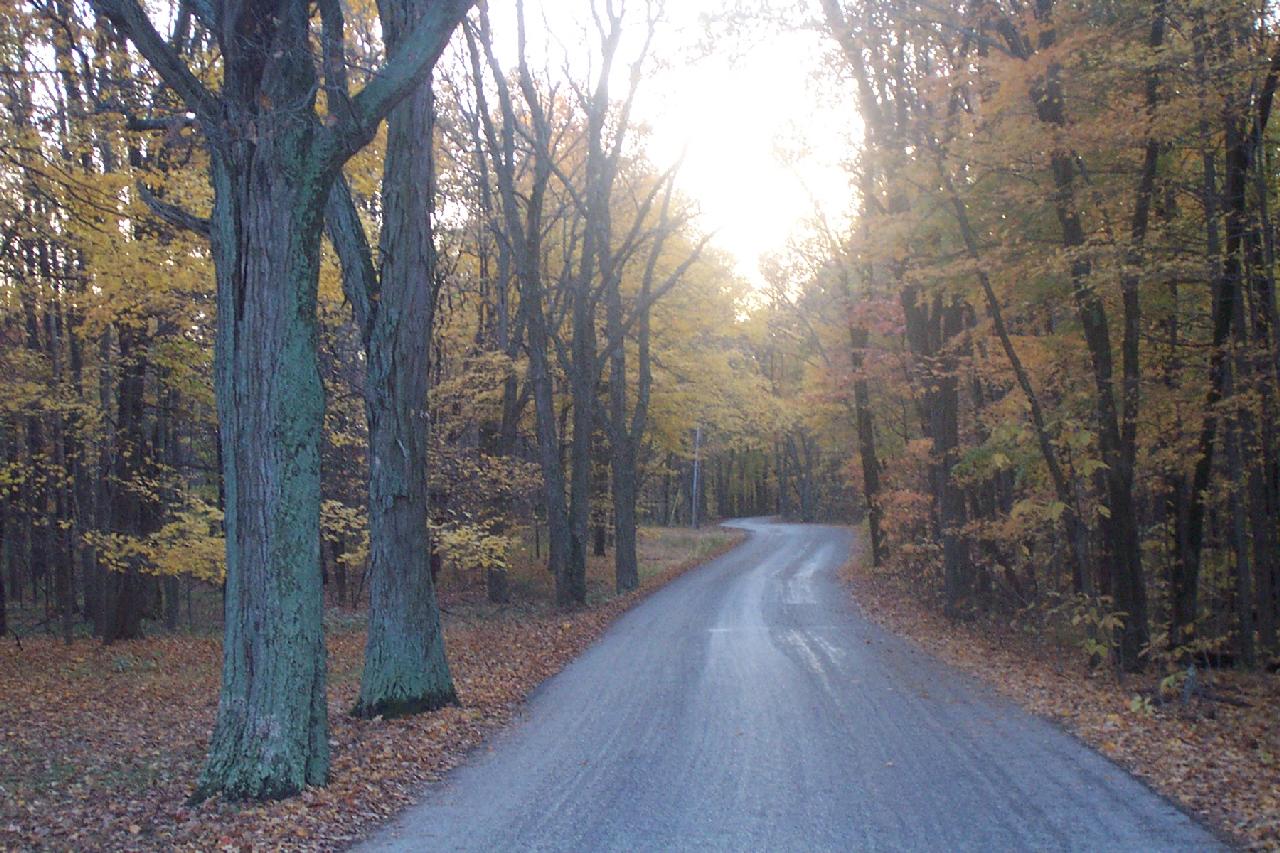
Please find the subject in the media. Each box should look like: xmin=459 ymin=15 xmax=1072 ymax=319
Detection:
xmin=0 ymin=524 xmax=743 ymax=852
xmin=843 ymin=544 xmax=1280 ymax=851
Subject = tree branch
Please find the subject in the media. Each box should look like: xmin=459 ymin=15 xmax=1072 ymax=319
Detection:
xmin=338 ymin=0 xmax=475 ymax=160
xmin=89 ymin=0 xmax=217 ymax=117
xmin=318 ymin=0 xmax=358 ymax=133
xmin=137 ymin=182 xmax=209 ymax=237
xmin=324 ymin=175 xmax=376 ymax=344
xmin=123 ymin=113 xmax=196 ymax=132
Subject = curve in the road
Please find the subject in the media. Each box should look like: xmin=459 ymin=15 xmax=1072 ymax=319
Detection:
xmin=358 ymin=518 xmax=1224 ymax=852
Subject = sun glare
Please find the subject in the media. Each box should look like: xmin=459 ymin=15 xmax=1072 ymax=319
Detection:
xmin=637 ymin=28 xmax=860 ymax=286
xmin=502 ymin=1 xmax=862 ymax=287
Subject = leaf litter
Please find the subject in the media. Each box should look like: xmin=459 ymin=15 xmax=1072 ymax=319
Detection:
xmin=843 ymin=555 xmax=1280 ymax=850
xmin=0 ymin=527 xmax=743 ymax=851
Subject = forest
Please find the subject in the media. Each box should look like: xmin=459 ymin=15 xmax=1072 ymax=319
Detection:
xmin=1 ymin=0 xmax=1278 ymax=848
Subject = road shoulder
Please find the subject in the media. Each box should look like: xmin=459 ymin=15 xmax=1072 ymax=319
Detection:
xmin=842 ymin=549 xmax=1278 ymax=849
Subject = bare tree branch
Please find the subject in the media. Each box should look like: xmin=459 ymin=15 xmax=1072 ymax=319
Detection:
xmin=324 ymin=175 xmax=376 ymax=345
xmin=339 ymin=0 xmax=476 ymax=160
xmin=89 ymin=0 xmax=217 ymax=117
xmin=137 ymin=181 xmax=209 ymax=237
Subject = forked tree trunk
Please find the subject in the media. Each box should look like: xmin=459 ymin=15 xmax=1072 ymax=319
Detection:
xmin=94 ymin=0 xmax=470 ymax=803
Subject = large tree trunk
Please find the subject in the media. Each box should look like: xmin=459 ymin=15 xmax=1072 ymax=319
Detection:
xmin=95 ymin=0 xmax=472 ymax=803
xmin=354 ymin=40 xmax=455 ymax=718
xmin=195 ymin=144 xmax=330 ymax=801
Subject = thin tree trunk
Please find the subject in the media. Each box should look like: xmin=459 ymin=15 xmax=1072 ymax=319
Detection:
xmin=468 ymin=8 xmax=571 ymax=593
xmin=850 ymin=325 xmax=885 ymax=565
xmin=937 ymin=160 xmax=1092 ymax=603
xmin=1174 ymin=107 xmax=1250 ymax=650
xmin=1034 ymin=61 xmax=1148 ymax=668
xmin=0 ymin=439 xmax=7 ymax=637
xmin=936 ymin=299 xmax=971 ymax=616
xmin=102 ymin=324 xmax=148 ymax=643
xmin=1226 ymin=362 xmax=1256 ymax=666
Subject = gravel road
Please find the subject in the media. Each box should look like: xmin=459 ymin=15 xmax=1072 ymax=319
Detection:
xmin=359 ymin=518 xmax=1223 ymax=852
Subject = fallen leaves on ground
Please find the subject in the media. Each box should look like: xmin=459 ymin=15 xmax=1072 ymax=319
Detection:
xmin=843 ymin=556 xmax=1280 ymax=851
xmin=0 ymin=526 xmax=743 ymax=852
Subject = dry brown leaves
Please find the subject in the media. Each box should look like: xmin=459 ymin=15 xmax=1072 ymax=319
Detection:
xmin=0 ymin=527 xmax=744 ymax=852
xmin=843 ymin=557 xmax=1280 ymax=851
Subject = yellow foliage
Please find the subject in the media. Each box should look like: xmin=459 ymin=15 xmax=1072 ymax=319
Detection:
xmin=85 ymin=499 xmax=226 ymax=584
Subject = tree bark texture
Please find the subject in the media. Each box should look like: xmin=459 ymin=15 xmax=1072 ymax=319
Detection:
xmin=354 ymin=2 xmax=456 ymax=716
xmin=197 ymin=139 xmax=331 ymax=800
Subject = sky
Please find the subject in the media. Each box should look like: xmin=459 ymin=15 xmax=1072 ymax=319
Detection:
xmin=499 ymin=0 xmax=862 ymax=287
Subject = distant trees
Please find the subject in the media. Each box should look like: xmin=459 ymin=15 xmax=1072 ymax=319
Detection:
xmin=460 ymin=0 xmax=716 ymax=600
xmin=811 ymin=0 xmax=1280 ymax=671
xmin=0 ymin=0 xmax=223 ymax=647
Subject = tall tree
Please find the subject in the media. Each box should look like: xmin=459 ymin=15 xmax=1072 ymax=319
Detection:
xmin=467 ymin=0 xmax=575 ymax=600
xmin=92 ymin=0 xmax=471 ymax=801
xmin=323 ymin=0 xmax=459 ymax=720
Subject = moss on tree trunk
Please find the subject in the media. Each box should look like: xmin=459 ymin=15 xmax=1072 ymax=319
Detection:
xmin=347 ymin=0 xmax=457 ymax=720
xmin=195 ymin=134 xmax=331 ymax=801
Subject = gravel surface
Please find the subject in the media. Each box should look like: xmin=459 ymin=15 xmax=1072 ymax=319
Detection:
xmin=359 ymin=518 xmax=1223 ymax=852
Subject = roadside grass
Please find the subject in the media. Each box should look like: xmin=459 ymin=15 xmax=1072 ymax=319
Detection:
xmin=0 ymin=524 xmax=743 ymax=852
xmin=842 ymin=543 xmax=1280 ymax=850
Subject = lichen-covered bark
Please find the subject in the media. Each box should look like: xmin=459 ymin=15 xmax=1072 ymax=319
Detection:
xmin=196 ymin=139 xmax=332 ymax=800
xmin=354 ymin=2 xmax=456 ymax=717
xmin=91 ymin=0 xmax=473 ymax=803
